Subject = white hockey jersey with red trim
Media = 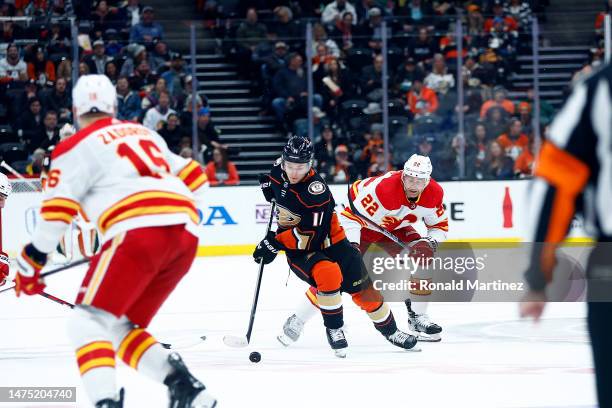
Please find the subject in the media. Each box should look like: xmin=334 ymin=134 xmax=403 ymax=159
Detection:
xmin=339 ymin=171 xmax=449 ymax=244
xmin=32 ymin=117 xmax=208 ymax=253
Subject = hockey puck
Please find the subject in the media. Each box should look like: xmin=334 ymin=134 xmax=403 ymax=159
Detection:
xmin=249 ymin=351 xmax=261 ymax=363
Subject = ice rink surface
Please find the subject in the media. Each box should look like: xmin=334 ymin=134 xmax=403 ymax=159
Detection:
xmin=0 ymin=255 xmax=597 ymax=408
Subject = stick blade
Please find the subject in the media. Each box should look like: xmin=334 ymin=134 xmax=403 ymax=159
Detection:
xmin=223 ymin=335 xmax=249 ymax=348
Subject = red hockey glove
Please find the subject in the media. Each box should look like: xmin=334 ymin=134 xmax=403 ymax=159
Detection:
xmin=410 ymin=237 xmax=437 ymax=259
xmin=0 ymin=252 xmax=9 ymax=286
xmin=14 ymin=244 xmax=48 ymax=297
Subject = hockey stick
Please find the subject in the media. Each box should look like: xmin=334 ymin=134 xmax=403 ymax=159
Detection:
xmin=39 ymin=291 xmax=74 ymax=309
xmin=160 ymin=336 xmax=207 ymax=350
xmin=223 ymin=199 xmax=276 ymax=348
xmin=0 ymin=258 xmax=90 ymax=294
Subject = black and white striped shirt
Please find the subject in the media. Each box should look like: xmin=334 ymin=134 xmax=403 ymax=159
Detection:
xmin=525 ymin=63 xmax=612 ymax=290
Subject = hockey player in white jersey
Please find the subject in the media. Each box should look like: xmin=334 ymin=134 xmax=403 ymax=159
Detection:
xmin=13 ymin=75 xmax=216 ymax=408
xmin=278 ymin=154 xmax=447 ymax=345
xmin=0 ymin=172 xmax=11 ymax=286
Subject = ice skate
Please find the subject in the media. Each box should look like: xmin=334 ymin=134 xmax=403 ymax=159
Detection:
xmin=385 ymin=329 xmax=420 ymax=351
xmin=277 ymin=314 xmax=305 ymax=347
xmin=326 ymin=327 xmax=348 ymax=358
xmin=405 ymin=299 xmax=442 ymax=342
xmin=95 ymin=389 xmax=124 ymax=408
xmin=164 ymin=353 xmax=217 ymax=408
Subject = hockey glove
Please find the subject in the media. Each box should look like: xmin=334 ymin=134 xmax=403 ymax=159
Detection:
xmin=0 ymin=252 xmax=9 ymax=287
xmin=410 ymin=237 xmax=437 ymax=259
xmin=14 ymin=243 xmax=48 ymax=297
xmin=258 ymin=174 xmax=275 ymax=203
xmin=253 ymin=231 xmax=282 ymax=264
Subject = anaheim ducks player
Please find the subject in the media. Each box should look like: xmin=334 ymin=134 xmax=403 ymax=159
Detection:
xmin=256 ymin=135 xmax=418 ymax=357
xmin=13 ymin=75 xmax=215 ymax=408
xmin=279 ymin=154 xmax=447 ymax=344
xmin=0 ymin=172 xmax=11 ymax=286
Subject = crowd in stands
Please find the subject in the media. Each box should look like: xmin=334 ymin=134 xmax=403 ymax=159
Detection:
xmin=0 ymin=0 xmax=240 ymax=186
xmin=221 ymin=0 xmax=547 ymax=182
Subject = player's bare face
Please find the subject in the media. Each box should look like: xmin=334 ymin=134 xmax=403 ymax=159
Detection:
xmin=402 ymin=175 xmax=428 ymax=199
xmin=283 ymin=161 xmax=310 ymax=184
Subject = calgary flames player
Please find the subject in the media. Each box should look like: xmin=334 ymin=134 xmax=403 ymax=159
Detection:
xmin=0 ymin=172 xmax=11 ymax=286
xmin=13 ymin=75 xmax=216 ymax=408
xmin=279 ymin=154 xmax=447 ymax=344
xmin=256 ymin=135 xmax=418 ymax=357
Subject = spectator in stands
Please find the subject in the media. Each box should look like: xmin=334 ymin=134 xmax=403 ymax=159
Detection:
xmin=367 ymin=147 xmax=393 ymax=177
xmin=497 ymin=118 xmax=529 ymax=161
xmin=484 ymin=106 xmax=509 ymax=139
xmin=262 ymin=41 xmax=288 ymax=81
xmin=123 ymin=0 xmax=143 ymax=28
xmin=162 ymin=53 xmax=187 ymax=99
xmin=517 ymin=101 xmax=532 ymax=136
xmin=236 ymin=8 xmax=268 ymax=57
xmin=356 ymin=7 xmax=388 ymax=52
xmin=178 ymin=75 xmax=205 ymax=127
xmin=360 ymin=124 xmax=384 ymax=165
xmin=480 ymin=86 xmax=515 ymax=118
xmin=315 ymin=124 xmax=338 ymax=178
xmin=85 ymin=39 xmax=114 ymax=75
xmin=484 ymin=140 xmax=514 ymax=179
xmin=316 ymin=58 xmax=353 ymax=116
xmin=360 ymin=54 xmax=384 ymax=101
xmin=105 ymin=61 xmax=119 ymax=85
xmin=150 ymin=40 xmax=172 ymax=74
xmin=78 ymin=62 xmax=91 ymax=77
xmin=313 ymin=23 xmax=341 ymax=58
xmin=503 ymin=0 xmax=532 ymax=31
xmin=158 ymin=113 xmax=185 ymax=152
xmin=179 ymin=146 xmax=193 ymax=159
xmin=470 ymin=122 xmax=489 ymax=179
xmin=409 ymin=27 xmax=438 ymax=66
xmin=395 ymin=0 xmax=435 ymax=30
xmin=524 ymin=87 xmax=554 ymax=126
xmin=56 ymin=57 xmax=72 ymax=85
xmin=47 ymin=21 xmax=71 ymax=56
xmin=331 ymin=11 xmax=356 ymax=52
xmin=27 ymin=47 xmax=55 ymax=87
xmin=26 ymin=148 xmax=45 ymax=176
xmin=271 ymin=53 xmax=323 ymax=127
xmin=205 ymin=147 xmax=240 ymax=186
xmin=129 ymin=60 xmax=158 ymax=91
xmin=116 ymin=76 xmax=142 ymax=121
xmin=104 ymin=28 xmax=123 ymax=57
xmin=484 ymin=0 xmax=518 ymax=34
xmin=514 ymin=136 xmax=534 ymax=178
xmin=0 ymin=20 xmax=25 ymax=43
xmin=196 ymin=107 xmax=226 ymax=163
xmin=120 ymin=43 xmax=149 ymax=78
xmin=37 ymin=110 xmax=60 ymax=151
xmin=322 ymin=0 xmax=357 ymax=27
xmin=142 ymin=77 xmax=171 ymax=111
xmin=42 ymin=77 xmax=71 ymax=122
xmin=90 ymin=0 xmax=121 ymax=39
xmin=143 ymin=90 xmax=175 ymax=130
xmin=393 ymin=57 xmax=424 ymax=95
xmin=130 ymin=6 xmax=164 ymax=44
xmin=9 ymin=78 xmax=38 ymax=121
xmin=17 ymin=97 xmax=43 ymax=152
xmin=406 ymin=75 xmax=439 ymax=118
xmin=0 ymin=43 xmax=27 ymax=82
xmin=270 ymin=6 xmax=300 ymax=49
xmin=424 ymin=54 xmax=455 ymax=95
xmin=329 ymin=144 xmax=357 ymax=183
xmin=466 ymin=4 xmax=485 ymax=37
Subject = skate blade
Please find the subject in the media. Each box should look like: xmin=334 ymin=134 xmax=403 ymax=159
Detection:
xmin=416 ymin=333 xmax=441 ymax=342
xmin=333 ymin=348 xmax=347 ymax=358
xmin=276 ymin=334 xmax=295 ymax=347
xmin=405 ymin=345 xmax=422 ymax=352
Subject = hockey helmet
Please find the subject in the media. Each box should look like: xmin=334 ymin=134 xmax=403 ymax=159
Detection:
xmin=72 ymin=74 xmax=116 ymax=117
xmin=403 ymin=154 xmax=432 ymax=180
xmin=282 ymin=135 xmax=314 ymax=164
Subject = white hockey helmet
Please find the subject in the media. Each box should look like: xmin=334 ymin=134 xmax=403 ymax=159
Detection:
xmin=72 ymin=74 xmax=116 ymax=118
xmin=403 ymin=154 xmax=433 ymax=180
xmin=0 ymin=172 xmax=11 ymax=198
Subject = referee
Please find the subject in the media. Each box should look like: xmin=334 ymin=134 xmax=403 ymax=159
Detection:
xmin=520 ymin=63 xmax=612 ymax=407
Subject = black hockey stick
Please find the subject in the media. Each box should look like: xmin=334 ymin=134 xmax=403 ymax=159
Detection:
xmin=223 ymin=199 xmax=276 ymax=348
xmin=0 ymin=258 xmax=90 ymax=295
xmin=39 ymin=291 xmax=74 ymax=309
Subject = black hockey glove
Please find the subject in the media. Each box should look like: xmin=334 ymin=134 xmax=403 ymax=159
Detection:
xmin=253 ymin=231 xmax=282 ymax=264
xmin=258 ymin=173 xmax=275 ymax=203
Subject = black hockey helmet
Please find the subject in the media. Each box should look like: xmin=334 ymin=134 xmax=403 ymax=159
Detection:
xmin=282 ymin=135 xmax=313 ymax=164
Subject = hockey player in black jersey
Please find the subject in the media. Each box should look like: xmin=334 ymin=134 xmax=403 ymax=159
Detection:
xmin=253 ymin=135 xmax=418 ymax=357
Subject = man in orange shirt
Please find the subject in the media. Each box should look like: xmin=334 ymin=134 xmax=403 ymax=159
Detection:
xmin=407 ymin=76 xmax=438 ymax=118
xmin=497 ymin=118 xmax=529 ymax=160
xmin=480 ymin=86 xmax=515 ymax=118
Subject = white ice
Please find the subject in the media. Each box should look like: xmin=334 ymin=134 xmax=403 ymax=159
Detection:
xmin=0 ymin=255 xmax=597 ymax=408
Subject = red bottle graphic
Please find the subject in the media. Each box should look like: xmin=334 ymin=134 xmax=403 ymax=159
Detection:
xmin=503 ymin=186 xmax=513 ymax=228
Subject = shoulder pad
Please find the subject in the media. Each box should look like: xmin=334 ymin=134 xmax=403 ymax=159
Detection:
xmin=417 ymin=179 xmax=444 ymax=208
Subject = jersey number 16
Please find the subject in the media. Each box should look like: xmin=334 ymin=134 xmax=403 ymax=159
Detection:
xmin=117 ymin=139 xmax=170 ymax=179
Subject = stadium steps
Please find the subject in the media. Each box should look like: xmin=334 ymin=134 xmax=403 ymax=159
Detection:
xmin=508 ymin=44 xmax=590 ymax=109
xmin=194 ymin=53 xmax=284 ymax=184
